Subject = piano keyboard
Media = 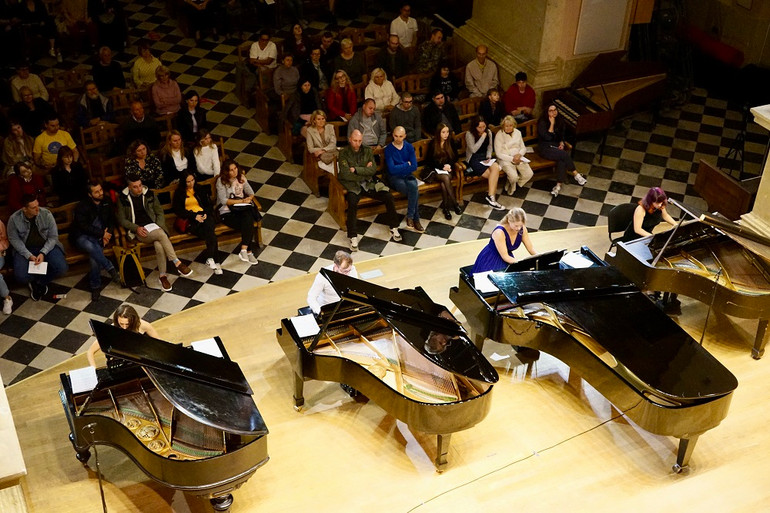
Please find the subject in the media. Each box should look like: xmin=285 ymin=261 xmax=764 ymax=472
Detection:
xmin=554 ymin=99 xmax=580 ymax=128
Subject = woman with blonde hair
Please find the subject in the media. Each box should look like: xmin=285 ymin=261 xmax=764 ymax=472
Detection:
xmin=305 ymin=110 xmax=337 ymax=174
xmin=159 ymin=130 xmax=196 ymax=185
xmin=472 ymin=207 xmax=536 ymax=273
xmin=326 ymin=70 xmax=357 ymax=121
xmin=193 ymin=129 xmax=221 ymax=178
xmin=494 ymin=115 xmax=533 ymax=195
xmin=364 ymin=68 xmax=399 ymax=114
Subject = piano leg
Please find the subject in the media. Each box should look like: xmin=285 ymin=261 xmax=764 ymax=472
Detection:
xmin=673 ymin=435 xmax=700 ymax=473
xmin=751 ymin=319 xmax=768 ymax=360
xmin=210 ymin=494 xmax=234 ymax=512
xmin=68 ymin=432 xmax=91 ymax=464
xmin=435 ymin=433 xmax=451 ymax=473
xmin=293 ymin=370 xmax=305 ymax=410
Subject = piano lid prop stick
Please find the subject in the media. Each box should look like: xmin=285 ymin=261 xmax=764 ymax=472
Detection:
xmin=107 ymin=388 xmax=121 ymax=422
xmin=699 ymin=267 xmax=723 ymax=346
xmin=139 ymin=380 xmax=172 ymax=448
xmin=83 ymin=423 xmax=109 ymax=513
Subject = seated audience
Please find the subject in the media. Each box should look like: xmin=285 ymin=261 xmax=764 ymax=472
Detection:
xmin=538 ymin=103 xmax=587 ymax=197
xmin=75 ymin=81 xmax=115 ymax=127
xmin=305 ymin=110 xmax=337 ymax=174
xmin=333 ymin=38 xmax=366 ymax=84
xmin=11 ymin=63 xmax=49 ymax=102
xmin=3 ymin=121 xmax=35 ymax=176
xmin=284 ymin=23 xmax=309 ymax=62
xmin=177 ymin=90 xmax=208 ymax=144
xmin=92 ymin=46 xmax=126 ymax=91
xmin=249 ymin=31 xmax=278 ymax=71
xmin=117 ymin=174 xmax=193 ymax=291
xmin=375 ymin=34 xmax=408 ymax=80
xmin=348 ymin=99 xmax=387 ymax=149
xmin=365 ymin=68 xmax=399 ymax=114
xmin=425 ymin=123 xmax=463 ymax=219
xmin=0 ymin=219 xmax=12 ymax=314
xmin=283 ymin=79 xmax=322 ymax=136
xmin=172 ymin=170 xmax=222 ymax=274
xmin=131 ymin=40 xmax=162 ymax=89
xmin=33 ymin=114 xmax=79 ymax=172
xmin=8 ymin=162 xmax=47 ymax=212
xmin=70 ymin=180 xmax=120 ymax=301
xmin=326 ymin=70 xmax=357 ymax=122
xmin=87 ymin=305 xmax=158 ymax=367
xmin=299 ymin=47 xmax=329 ymax=92
xmin=429 ymin=61 xmax=460 ymax=102
xmin=121 ymin=100 xmax=161 ymax=150
xmin=125 ymin=139 xmax=164 ymax=189
xmin=422 ymin=90 xmax=462 ymax=135
xmin=388 ymin=92 xmax=421 ymax=143
xmin=216 ymin=160 xmax=259 ymax=265
xmin=151 ymin=66 xmax=182 ymax=115
xmin=494 ymin=115 xmax=533 ymax=195
xmin=273 ymin=54 xmax=300 ymax=98
xmin=479 ymin=87 xmax=505 ymax=127
xmin=465 ymin=116 xmax=504 ymax=210
xmin=318 ymin=31 xmax=340 ymax=79
xmin=623 ymin=187 xmax=677 ymax=242
xmin=193 ymin=129 xmax=220 ymax=178
xmin=472 ymin=207 xmax=536 ymax=273
xmin=307 ymin=250 xmax=359 ymax=315
xmin=338 ymin=129 xmax=401 ymax=251
xmin=414 ymin=28 xmax=445 ymax=75
xmin=385 ymin=126 xmax=422 ymax=232
xmin=465 ymin=45 xmax=498 ymax=98
xmin=390 ymin=2 xmax=418 ymax=48
xmin=159 ymin=130 xmax=196 ymax=185
xmin=51 ymin=147 xmax=89 ymax=204
xmin=7 ymin=194 xmax=68 ymax=301
xmin=9 ymin=85 xmax=54 ymax=136
xmin=503 ymin=71 xmax=536 ymax=122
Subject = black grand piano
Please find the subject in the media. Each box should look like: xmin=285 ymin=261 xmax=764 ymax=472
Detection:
xmin=60 ymin=321 xmax=269 ymax=511
xmin=542 ymin=50 xmax=667 ymax=159
xmin=450 ymin=248 xmax=737 ymax=472
xmin=276 ymin=269 xmax=498 ymax=471
xmin=606 ymin=212 xmax=770 ymax=359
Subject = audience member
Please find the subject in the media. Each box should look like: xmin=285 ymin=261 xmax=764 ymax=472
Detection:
xmin=8 ymin=162 xmax=47 ymax=212
xmin=193 ymin=129 xmax=220 ymax=178
xmin=623 ymin=187 xmax=677 ymax=242
xmin=121 ymin=100 xmax=161 ymax=150
xmin=365 ymin=68 xmax=399 ymax=114
xmin=305 ymin=110 xmax=337 ymax=174
xmin=60 ymin=0 xmax=98 ymax=52
xmin=390 ymin=2 xmax=418 ymax=48
xmin=318 ymin=31 xmax=340 ymax=78
xmin=51 ymin=146 xmax=88 ymax=204
xmin=249 ymin=31 xmax=278 ymax=70
xmin=479 ymin=87 xmax=505 ymax=126
xmin=422 ymin=90 xmax=461 ymax=135
xmin=9 ymin=86 xmax=54 ymax=136
xmin=131 ymin=40 xmax=162 ymax=89
xmin=89 ymin=0 xmax=127 ymax=50
xmin=273 ymin=54 xmax=300 ymax=97
xmin=348 ymin=99 xmax=387 ymax=149
xmin=283 ymin=79 xmax=322 ymax=136
xmin=471 ymin=207 xmax=536 ymax=273
xmin=326 ymin=70 xmax=357 ymax=121
xmin=10 ymin=63 xmax=49 ymax=102
xmin=33 ymin=114 xmax=79 ymax=172
xmin=333 ymin=38 xmax=366 ymax=84
xmin=494 ymin=115 xmax=533 ymax=195
xmin=125 ymin=139 xmax=164 ymax=189
xmin=385 ymin=126 xmax=422 ymax=232
xmin=425 ymin=123 xmax=462 ymax=219
xmin=216 ymin=160 xmax=259 ymax=265
xmin=70 ymin=180 xmax=120 ymax=300
xmin=151 ymin=66 xmax=182 ymax=115
xmin=75 ymin=80 xmax=115 ymax=127
xmin=299 ymin=47 xmax=328 ymax=92
xmin=429 ymin=61 xmax=460 ymax=102
xmin=388 ymin=92 xmax=421 ymax=143
xmin=0 ymin=219 xmax=12 ymax=314
xmin=2 ymin=122 xmax=35 ymax=176
xmin=172 ymin=171 xmax=222 ymax=274
xmin=465 ymin=116 xmax=504 ymax=210
xmin=414 ymin=28 xmax=445 ymax=75
xmin=117 ymin=174 xmax=193 ymax=291
xmin=159 ymin=130 xmax=196 ymax=185
xmin=185 ymin=0 xmax=219 ymax=42
xmin=87 ymin=305 xmax=158 ymax=366
xmin=503 ymin=71 xmax=535 ymax=122
xmin=92 ymin=46 xmax=126 ymax=91
xmin=177 ymin=90 xmax=208 ymax=143
xmin=465 ymin=45 xmax=498 ymax=98
xmin=17 ymin=0 xmax=60 ymax=60
xmin=538 ymin=103 xmax=587 ymax=197
xmin=307 ymin=250 xmax=359 ymax=315
xmin=337 ymin=129 xmax=401 ymax=251
xmin=7 ymin=194 xmax=68 ymax=301
xmin=375 ymin=34 xmax=408 ymax=80
xmin=284 ymin=23 xmax=309 ymax=62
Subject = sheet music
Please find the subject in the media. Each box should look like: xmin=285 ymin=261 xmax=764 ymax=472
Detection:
xmin=291 ymin=314 xmax=320 ymax=337
xmin=144 ymin=223 xmax=161 ymax=232
xmin=69 ymin=366 xmax=98 ymax=394
xmin=560 ymin=251 xmax=595 ymax=269
xmin=473 ymin=271 xmax=499 ymax=293
xmin=519 ymin=156 xmax=531 ymax=163
xmin=28 ymin=261 xmax=48 ymax=275
xmin=191 ymin=338 xmax=223 ymax=358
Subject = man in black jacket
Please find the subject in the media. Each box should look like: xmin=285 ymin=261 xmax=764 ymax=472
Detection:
xmin=422 ymin=90 xmax=462 ymax=136
xmin=71 ymin=180 xmax=120 ymax=300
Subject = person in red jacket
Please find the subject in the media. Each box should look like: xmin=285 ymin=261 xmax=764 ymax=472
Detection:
xmin=326 ymin=70 xmax=357 ymax=121
xmin=503 ymin=71 xmax=536 ymax=122
xmin=8 ymin=162 xmax=46 ymax=212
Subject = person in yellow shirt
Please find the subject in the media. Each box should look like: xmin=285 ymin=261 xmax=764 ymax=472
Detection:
xmin=32 ymin=114 xmax=79 ymax=171
xmin=131 ymin=40 xmax=162 ymax=89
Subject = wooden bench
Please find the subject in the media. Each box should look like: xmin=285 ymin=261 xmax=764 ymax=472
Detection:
xmin=326 ymin=139 xmax=460 ymax=229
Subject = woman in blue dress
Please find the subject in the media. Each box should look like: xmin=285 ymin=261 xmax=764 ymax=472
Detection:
xmin=472 ymin=207 xmax=536 ymax=273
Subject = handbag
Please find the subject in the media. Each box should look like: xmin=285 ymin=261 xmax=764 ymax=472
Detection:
xmin=173 ymin=216 xmax=190 ymax=233
xmin=320 ymin=149 xmax=338 ymax=165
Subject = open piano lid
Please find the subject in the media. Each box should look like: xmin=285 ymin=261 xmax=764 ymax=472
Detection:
xmin=571 ymin=50 xmax=666 ymax=89
xmin=90 ymin=320 xmax=266 ymax=435
xmin=700 ymin=213 xmax=770 ymax=265
xmin=319 ymin=269 xmax=498 ymax=384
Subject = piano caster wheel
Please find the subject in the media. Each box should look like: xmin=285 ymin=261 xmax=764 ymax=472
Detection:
xmin=672 ymin=463 xmax=687 ymax=474
xmin=293 ymin=405 xmax=302 ymax=412
xmin=210 ymin=494 xmax=233 ymax=511
xmin=69 ymin=433 xmax=91 ymax=463
xmin=340 ymin=383 xmax=359 ymax=398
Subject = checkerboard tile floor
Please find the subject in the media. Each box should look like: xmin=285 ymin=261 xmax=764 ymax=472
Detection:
xmin=1 ymin=1 xmax=767 ymax=385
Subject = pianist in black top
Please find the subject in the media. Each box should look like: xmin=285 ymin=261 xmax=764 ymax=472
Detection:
xmin=537 ymin=104 xmax=588 ymax=197
xmin=87 ymin=304 xmax=159 ymax=367
xmin=622 ymin=186 xmax=677 ymax=242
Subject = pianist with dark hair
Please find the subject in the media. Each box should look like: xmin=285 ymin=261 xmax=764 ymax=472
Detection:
xmin=472 ymin=207 xmax=536 ymax=274
xmin=623 ymin=186 xmax=677 ymax=242
xmin=87 ymin=304 xmax=159 ymax=366
xmin=307 ymin=250 xmax=359 ymax=315
xmin=537 ymin=103 xmax=587 ymax=197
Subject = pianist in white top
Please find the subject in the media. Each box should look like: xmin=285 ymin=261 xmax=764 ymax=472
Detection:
xmin=307 ymin=250 xmax=359 ymax=314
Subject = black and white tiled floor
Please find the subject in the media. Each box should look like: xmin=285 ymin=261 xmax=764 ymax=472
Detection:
xmin=1 ymin=1 xmax=767 ymax=385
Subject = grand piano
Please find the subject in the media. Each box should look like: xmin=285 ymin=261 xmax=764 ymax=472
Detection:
xmin=60 ymin=321 xmax=269 ymax=511
xmin=606 ymin=212 xmax=770 ymax=359
xmin=275 ymin=269 xmax=498 ymax=471
xmin=450 ymin=248 xmax=737 ymax=472
xmin=542 ymin=50 xmax=667 ymax=160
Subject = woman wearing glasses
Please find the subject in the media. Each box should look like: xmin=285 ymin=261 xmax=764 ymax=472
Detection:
xmin=537 ymin=103 xmax=587 ymax=197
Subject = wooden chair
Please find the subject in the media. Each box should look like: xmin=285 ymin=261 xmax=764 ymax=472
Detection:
xmin=394 ymin=73 xmax=432 ymax=97
xmin=80 ymin=122 xmax=120 ymax=170
xmin=107 ymin=88 xmax=149 ymax=125
xmin=456 ymin=97 xmax=483 ymax=132
xmin=48 ymin=67 xmax=89 ymax=98
xmin=154 ymin=113 xmax=177 ymax=141
xmin=98 ymin=155 xmax=125 ymax=185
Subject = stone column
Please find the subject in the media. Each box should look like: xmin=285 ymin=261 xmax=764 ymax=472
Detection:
xmin=744 ymin=105 xmax=770 ymax=238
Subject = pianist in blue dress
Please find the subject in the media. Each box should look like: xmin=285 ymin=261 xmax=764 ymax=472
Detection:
xmin=622 ymin=186 xmax=677 ymax=242
xmin=472 ymin=207 xmax=536 ymax=274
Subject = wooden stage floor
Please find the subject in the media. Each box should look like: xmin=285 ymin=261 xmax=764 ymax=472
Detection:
xmin=5 ymin=226 xmax=770 ymax=513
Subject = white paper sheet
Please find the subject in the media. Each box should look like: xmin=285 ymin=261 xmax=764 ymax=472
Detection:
xmin=473 ymin=271 xmax=499 ymax=293
xmin=519 ymin=156 xmax=531 ymax=163
xmin=69 ymin=366 xmax=98 ymax=394
xmin=291 ymin=314 xmax=321 ymax=337
xmin=28 ymin=261 xmax=48 ymax=275
xmin=490 ymin=352 xmax=510 ymax=361
xmin=359 ymin=269 xmax=383 ymax=279
xmin=481 ymin=158 xmax=497 ymax=166
xmin=144 ymin=223 xmax=161 ymax=232
xmin=191 ymin=338 xmax=224 ymax=358
xmin=560 ymin=251 xmax=595 ymax=269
